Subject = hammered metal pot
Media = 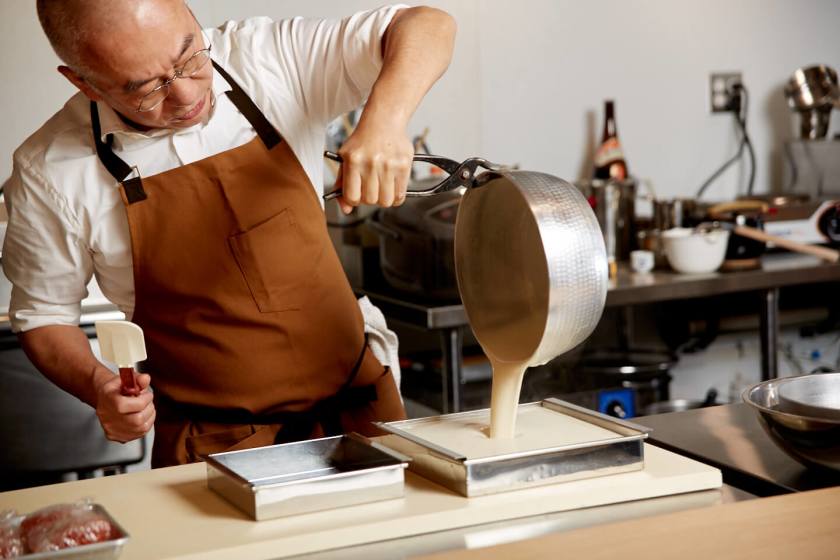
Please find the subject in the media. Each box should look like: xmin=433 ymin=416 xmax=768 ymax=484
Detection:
xmin=454 ymin=171 xmax=609 ymax=366
xmin=323 ymin=153 xmax=609 ymax=365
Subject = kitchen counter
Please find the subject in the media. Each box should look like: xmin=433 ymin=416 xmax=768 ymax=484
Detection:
xmin=421 ymin=485 xmax=840 ymax=560
xmin=0 ymin=443 xmax=726 ymax=559
xmin=638 ymin=403 xmax=840 ymax=496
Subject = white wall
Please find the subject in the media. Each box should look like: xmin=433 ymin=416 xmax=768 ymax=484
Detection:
xmin=1 ymin=1 xmax=839 ymax=201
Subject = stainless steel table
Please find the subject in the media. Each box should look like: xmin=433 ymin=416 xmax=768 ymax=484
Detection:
xmin=638 ymin=404 xmax=840 ymax=496
xmin=359 ymin=253 xmax=840 ymax=413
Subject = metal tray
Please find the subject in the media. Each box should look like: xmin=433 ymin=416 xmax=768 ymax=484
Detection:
xmin=8 ymin=503 xmax=129 ymax=560
xmin=206 ymin=433 xmax=410 ymax=521
xmin=376 ymin=398 xmax=652 ymax=497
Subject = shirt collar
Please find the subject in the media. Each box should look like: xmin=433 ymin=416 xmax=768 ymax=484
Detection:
xmin=96 ymin=62 xmax=234 ymax=142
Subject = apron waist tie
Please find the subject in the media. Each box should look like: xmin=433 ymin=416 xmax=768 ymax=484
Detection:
xmin=154 ymin=335 xmax=382 ymax=443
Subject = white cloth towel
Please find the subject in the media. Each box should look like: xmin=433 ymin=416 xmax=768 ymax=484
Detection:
xmin=358 ymin=296 xmax=401 ymax=395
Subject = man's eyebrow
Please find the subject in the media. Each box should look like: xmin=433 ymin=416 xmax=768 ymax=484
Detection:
xmin=122 ymin=33 xmax=195 ymax=93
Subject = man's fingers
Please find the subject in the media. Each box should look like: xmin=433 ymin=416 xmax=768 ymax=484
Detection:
xmin=115 ymin=390 xmax=154 ymax=414
xmin=136 ymin=373 xmax=152 ymax=390
xmin=378 ymin=159 xmax=397 ymax=207
xmin=362 ymin=159 xmax=380 ymax=205
xmin=394 ymin=163 xmax=409 ymax=206
xmin=340 ymin=157 xmax=362 ymax=208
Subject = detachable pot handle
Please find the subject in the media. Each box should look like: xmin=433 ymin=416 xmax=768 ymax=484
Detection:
xmin=322 ymin=151 xmax=500 ymax=201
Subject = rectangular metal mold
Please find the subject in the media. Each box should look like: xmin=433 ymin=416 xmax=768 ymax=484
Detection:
xmin=205 ymin=433 xmax=410 ymax=520
xmin=376 ymin=398 xmax=652 ymax=497
xmin=11 ymin=504 xmax=129 ymax=560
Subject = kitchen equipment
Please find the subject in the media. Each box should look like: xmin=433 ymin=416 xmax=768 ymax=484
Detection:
xmin=323 ymin=152 xmax=501 ymax=201
xmin=581 ymin=349 xmax=676 ymax=412
xmin=777 ymin=373 xmax=840 ymax=422
xmin=762 ymin=199 xmax=840 ymax=245
xmin=327 ymin=150 xmax=608 ymax=368
xmin=205 ymin=433 xmax=410 ymax=521
xmin=643 ymin=388 xmax=719 ymax=416
xmin=95 ymin=321 xmax=146 ymax=396
xmin=630 ymin=250 xmax=654 ymax=273
xmin=784 ymin=65 xmax=839 ymax=140
xmin=576 ymin=177 xmax=637 ymax=275
xmin=743 ymin=373 xmax=840 ymax=472
xmin=661 ymin=227 xmax=729 ymax=274
xmin=376 ymin=398 xmax=650 ymax=497
xmin=708 ymin=200 xmax=768 ymax=270
xmin=454 ymin=170 xmax=607 ymax=369
xmin=724 ymin=223 xmax=840 ymax=262
xmin=367 ymin=187 xmax=460 ymax=300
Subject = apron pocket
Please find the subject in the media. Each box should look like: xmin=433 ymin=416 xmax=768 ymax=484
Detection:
xmin=229 ymin=209 xmax=314 ymax=312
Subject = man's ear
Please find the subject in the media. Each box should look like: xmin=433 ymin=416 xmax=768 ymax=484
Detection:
xmin=57 ymin=65 xmax=103 ymax=101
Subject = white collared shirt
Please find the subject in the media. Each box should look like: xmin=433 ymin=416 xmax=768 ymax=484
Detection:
xmin=3 ymin=7 xmax=404 ymax=334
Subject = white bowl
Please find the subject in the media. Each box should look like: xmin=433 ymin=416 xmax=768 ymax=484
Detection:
xmin=662 ymin=227 xmax=729 ymax=274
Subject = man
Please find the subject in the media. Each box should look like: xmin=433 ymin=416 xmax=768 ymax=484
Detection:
xmin=3 ymin=0 xmax=455 ymax=467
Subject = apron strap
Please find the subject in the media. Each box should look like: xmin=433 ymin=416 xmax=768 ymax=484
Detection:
xmin=90 ymin=101 xmax=147 ymax=203
xmin=212 ymin=60 xmax=282 ymax=150
xmin=89 ymin=60 xmax=284 ymax=204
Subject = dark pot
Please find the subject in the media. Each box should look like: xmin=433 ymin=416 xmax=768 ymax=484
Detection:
xmin=708 ymin=201 xmax=768 ymax=270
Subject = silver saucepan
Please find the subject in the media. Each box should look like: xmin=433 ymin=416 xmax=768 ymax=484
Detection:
xmin=324 ymin=151 xmax=608 ymax=365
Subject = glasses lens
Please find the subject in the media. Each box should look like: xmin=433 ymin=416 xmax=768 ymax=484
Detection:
xmin=138 ymin=84 xmax=169 ymax=112
xmin=183 ymin=49 xmax=211 ymax=77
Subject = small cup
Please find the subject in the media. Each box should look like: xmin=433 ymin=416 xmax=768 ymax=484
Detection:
xmin=630 ymin=250 xmax=655 ymax=273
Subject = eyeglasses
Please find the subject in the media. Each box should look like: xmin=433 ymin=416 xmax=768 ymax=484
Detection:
xmin=136 ymin=44 xmax=212 ymax=112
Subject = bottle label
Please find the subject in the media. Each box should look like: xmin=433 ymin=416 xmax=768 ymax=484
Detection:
xmin=594 ymin=137 xmax=627 ymax=180
xmin=594 ymin=138 xmax=625 ymax=168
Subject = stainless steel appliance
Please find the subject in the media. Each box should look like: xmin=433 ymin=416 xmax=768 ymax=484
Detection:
xmin=784 ymin=65 xmax=839 ymax=140
xmin=783 ymin=65 xmax=840 ymax=200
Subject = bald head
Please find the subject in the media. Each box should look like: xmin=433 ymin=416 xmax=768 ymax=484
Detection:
xmin=37 ymin=0 xmax=187 ymax=76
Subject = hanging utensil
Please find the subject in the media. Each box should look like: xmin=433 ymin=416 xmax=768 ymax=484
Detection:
xmin=95 ymin=320 xmax=147 ymax=397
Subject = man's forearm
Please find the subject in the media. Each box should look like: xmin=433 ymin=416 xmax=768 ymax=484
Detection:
xmin=362 ymin=6 xmax=456 ymax=130
xmin=19 ymin=325 xmax=111 ymax=408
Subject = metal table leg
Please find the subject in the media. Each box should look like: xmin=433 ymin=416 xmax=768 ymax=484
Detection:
xmin=759 ymin=288 xmax=780 ymax=381
xmin=440 ymin=327 xmax=463 ymax=413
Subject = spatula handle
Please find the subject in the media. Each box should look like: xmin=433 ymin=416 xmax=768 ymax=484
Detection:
xmin=119 ymin=367 xmax=141 ymax=397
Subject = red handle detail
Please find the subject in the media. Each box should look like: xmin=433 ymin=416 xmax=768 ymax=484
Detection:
xmin=119 ymin=367 xmax=141 ymax=397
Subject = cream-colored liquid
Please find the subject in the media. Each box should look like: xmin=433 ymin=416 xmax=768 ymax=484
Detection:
xmin=405 ymin=405 xmax=620 ymax=460
xmin=488 ymin=357 xmax=529 ymax=438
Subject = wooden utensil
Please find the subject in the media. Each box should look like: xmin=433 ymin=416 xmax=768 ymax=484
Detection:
xmin=733 ymin=224 xmax=840 ymax=263
xmin=95 ymin=320 xmax=147 ymax=396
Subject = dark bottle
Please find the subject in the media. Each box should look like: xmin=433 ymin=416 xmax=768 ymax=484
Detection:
xmin=594 ymin=100 xmax=628 ymax=180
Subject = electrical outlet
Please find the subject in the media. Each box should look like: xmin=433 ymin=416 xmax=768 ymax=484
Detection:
xmin=709 ymin=72 xmax=742 ymax=113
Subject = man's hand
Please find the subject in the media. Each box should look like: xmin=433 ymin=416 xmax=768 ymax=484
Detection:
xmin=92 ymin=367 xmax=156 ymax=443
xmin=335 ymin=122 xmax=413 ymax=214
xmin=333 ymin=6 xmax=456 ymax=215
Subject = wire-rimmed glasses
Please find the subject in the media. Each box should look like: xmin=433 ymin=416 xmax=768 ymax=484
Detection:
xmin=136 ymin=44 xmax=212 ymax=112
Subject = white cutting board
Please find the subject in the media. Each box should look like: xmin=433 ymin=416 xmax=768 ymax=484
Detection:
xmin=0 ymin=443 xmax=721 ymax=560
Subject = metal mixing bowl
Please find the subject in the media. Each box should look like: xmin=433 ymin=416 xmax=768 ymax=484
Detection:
xmin=743 ymin=374 xmax=840 ymax=472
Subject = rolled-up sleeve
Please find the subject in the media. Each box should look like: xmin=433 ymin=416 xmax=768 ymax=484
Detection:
xmin=2 ymin=158 xmax=92 ymax=332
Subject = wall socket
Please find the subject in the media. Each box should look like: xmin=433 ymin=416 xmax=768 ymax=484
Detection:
xmin=709 ymin=72 xmax=743 ymax=113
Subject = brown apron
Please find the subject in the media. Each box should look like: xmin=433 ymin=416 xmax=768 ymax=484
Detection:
xmin=90 ymin=61 xmax=405 ymax=467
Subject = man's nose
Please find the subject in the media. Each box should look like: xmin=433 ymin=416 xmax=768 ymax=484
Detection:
xmin=167 ymin=75 xmax=201 ymax=106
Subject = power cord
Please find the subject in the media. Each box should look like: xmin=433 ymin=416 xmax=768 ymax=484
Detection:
xmin=696 ymin=83 xmax=756 ymax=198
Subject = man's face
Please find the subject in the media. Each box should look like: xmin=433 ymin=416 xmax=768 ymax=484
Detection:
xmin=78 ymin=1 xmax=213 ymax=130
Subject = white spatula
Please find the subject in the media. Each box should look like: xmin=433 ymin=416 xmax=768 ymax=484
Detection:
xmin=95 ymin=320 xmax=147 ymax=396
